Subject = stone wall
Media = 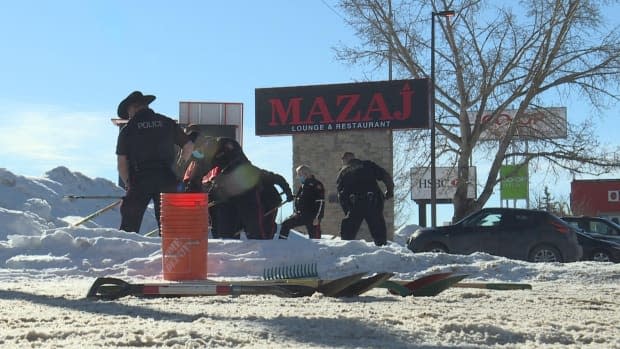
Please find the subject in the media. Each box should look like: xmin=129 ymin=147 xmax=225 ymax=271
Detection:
xmin=292 ymin=130 xmax=394 ymax=242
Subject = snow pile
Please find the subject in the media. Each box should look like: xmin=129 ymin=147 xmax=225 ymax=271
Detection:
xmin=0 ymin=166 xmax=618 ymax=348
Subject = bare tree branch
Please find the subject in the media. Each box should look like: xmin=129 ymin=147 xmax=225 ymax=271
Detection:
xmin=336 ymin=0 xmax=620 ymax=224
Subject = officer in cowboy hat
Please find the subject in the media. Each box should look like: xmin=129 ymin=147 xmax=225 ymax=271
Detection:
xmin=117 ymin=91 xmax=156 ymax=120
xmin=115 ymin=91 xmax=194 ymax=234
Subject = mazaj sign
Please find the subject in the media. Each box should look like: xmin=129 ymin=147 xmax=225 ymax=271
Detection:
xmin=411 ymin=167 xmax=477 ymax=200
xmin=254 ymin=79 xmax=430 ymax=136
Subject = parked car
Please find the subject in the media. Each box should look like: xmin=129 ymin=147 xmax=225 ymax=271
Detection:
xmin=407 ymin=208 xmax=583 ymax=263
xmin=561 ymin=216 xmax=620 ymax=243
xmin=574 ymin=230 xmax=620 ymax=262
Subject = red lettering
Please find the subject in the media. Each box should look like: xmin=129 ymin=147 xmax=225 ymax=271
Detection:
xmin=363 ymin=93 xmax=391 ymax=121
xmin=495 ymin=113 xmax=511 ymax=126
xmin=269 ymin=98 xmax=303 ymax=126
xmin=304 ymin=97 xmax=334 ymax=124
xmin=393 ymin=83 xmax=413 ymax=120
xmin=336 ymin=94 xmax=361 ymax=121
xmin=483 ymin=112 xmax=543 ymax=129
xmin=520 ymin=113 xmax=541 ymax=126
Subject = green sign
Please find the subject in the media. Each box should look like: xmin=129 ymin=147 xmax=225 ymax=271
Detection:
xmin=500 ymin=165 xmax=529 ymax=200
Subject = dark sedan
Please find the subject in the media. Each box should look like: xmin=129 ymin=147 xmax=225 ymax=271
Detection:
xmin=561 ymin=216 xmax=620 ymax=243
xmin=407 ymin=208 xmax=583 ymax=263
xmin=574 ymin=231 xmax=620 ymax=262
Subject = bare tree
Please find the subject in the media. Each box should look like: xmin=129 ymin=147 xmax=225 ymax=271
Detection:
xmin=533 ymin=185 xmax=572 ymax=216
xmin=336 ymin=0 xmax=620 ymax=222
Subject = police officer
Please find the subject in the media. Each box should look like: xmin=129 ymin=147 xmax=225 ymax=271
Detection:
xmin=115 ymin=91 xmax=193 ymax=234
xmin=260 ymin=169 xmax=294 ymax=239
xmin=204 ymin=137 xmax=270 ymax=239
xmin=279 ymin=165 xmax=325 ymax=239
xmin=336 ymin=152 xmax=394 ymax=246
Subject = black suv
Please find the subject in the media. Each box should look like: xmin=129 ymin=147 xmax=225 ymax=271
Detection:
xmin=407 ymin=208 xmax=583 ymax=263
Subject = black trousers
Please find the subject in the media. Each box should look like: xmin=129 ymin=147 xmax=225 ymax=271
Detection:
xmin=280 ymin=213 xmax=321 ymax=239
xmin=212 ymin=188 xmax=275 ymax=240
xmin=120 ymin=171 xmax=177 ymax=234
xmin=340 ymin=196 xmax=387 ymax=246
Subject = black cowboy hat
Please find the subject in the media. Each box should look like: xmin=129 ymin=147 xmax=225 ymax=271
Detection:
xmin=117 ymin=91 xmax=156 ymax=119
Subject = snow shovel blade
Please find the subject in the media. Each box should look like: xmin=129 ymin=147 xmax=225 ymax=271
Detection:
xmin=382 ymin=272 xmax=454 ymax=296
xmin=317 ymin=272 xmax=367 ymax=297
xmin=333 ymin=272 xmax=395 ymax=297
xmin=379 ymin=280 xmax=414 ymax=297
xmin=409 ymin=274 xmax=469 ymax=297
xmin=403 ymin=272 xmax=454 ymax=291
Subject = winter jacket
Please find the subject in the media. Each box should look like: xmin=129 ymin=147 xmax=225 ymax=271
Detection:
xmin=294 ymin=176 xmax=325 ymax=220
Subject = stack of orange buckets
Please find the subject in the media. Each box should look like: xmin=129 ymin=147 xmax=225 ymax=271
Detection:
xmin=159 ymin=193 xmax=209 ymax=281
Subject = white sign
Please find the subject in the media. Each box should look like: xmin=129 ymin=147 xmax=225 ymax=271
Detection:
xmin=608 ymin=190 xmax=620 ymax=202
xmin=411 ymin=167 xmax=477 ymax=200
xmin=467 ymin=107 xmax=567 ymax=141
xmin=179 ymin=101 xmax=244 ymax=145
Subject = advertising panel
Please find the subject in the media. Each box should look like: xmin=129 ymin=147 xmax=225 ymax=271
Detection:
xmin=179 ymin=101 xmax=243 ymax=144
xmin=411 ymin=166 xmax=477 ymax=200
xmin=255 ymin=79 xmax=430 ymax=136
xmin=500 ymin=164 xmax=529 ymax=200
xmin=467 ymin=107 xmax=567 ymax=140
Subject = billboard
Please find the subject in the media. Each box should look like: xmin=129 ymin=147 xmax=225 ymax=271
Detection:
xmin=411 ymin=166 xmax=477 ymax=200
xmin=500 ymin=164 xmax=529 ymax=200
xmin=255 ymin=79 xmax=430 ymax=136
xmin=179 ymin=102 xmax=243 ymax=144
xmin=468 ymin=107 xmax=567 ymax=141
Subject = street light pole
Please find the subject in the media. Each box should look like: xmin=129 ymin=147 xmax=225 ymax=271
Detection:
xmin=430 ymin=10 xmax=454 ymax=228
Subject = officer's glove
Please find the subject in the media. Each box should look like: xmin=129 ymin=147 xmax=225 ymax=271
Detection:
xmin=191 ymin=150 xmax=205 ymax=160
xmin=384 ymin=190 xmax=394 ymax=200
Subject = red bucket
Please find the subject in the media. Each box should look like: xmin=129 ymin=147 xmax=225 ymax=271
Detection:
xmin=160 ymin=193 xmax=209 ymax=280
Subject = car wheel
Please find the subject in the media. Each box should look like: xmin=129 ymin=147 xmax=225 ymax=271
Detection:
xmin=528 ymin=245 xmax=562 ymax=263
xmin=590 ymin=250 xmax=612 ymax=262
xmin=424 ymin=242 xmax=448 ymax=253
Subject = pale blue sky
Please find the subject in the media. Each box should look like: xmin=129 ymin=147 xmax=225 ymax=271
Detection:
xmin=1 ymin=1 xmax=618 ymax=225
xmin=0 ymin=1 xmax=360 ymax=180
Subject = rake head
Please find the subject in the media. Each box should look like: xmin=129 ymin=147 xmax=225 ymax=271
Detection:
xmin=263 ymin=263 xmax=318 ymax=280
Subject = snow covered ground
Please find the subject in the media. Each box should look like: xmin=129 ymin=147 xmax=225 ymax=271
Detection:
xmin=1 ymin=167 xmax=619 ymax=348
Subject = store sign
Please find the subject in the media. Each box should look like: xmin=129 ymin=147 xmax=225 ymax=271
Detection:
xmin=500 ymin=165 xmax=529 ymax=200
xmin=255 ymin=79 xmax=430 ymax=135
xmin=410 ymin=167 xmax=477 ymax=200
xmin=468 ymin=107 xmax=567 ymax=140
xmin=608 ymin=190 xmax=620 ymax=202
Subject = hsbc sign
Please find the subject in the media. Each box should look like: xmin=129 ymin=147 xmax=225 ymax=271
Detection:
xmin=411 ymin=167 xmax=477 ymax=200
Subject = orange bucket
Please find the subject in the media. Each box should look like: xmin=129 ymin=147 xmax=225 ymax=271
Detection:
xmin=160 ymin=193 xmax=209 ymax=281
